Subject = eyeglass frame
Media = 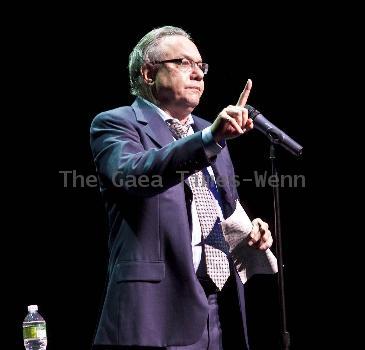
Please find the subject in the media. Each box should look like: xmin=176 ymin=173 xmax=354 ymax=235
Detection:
xmin=151 ymin=58 xmax=209 ymax=75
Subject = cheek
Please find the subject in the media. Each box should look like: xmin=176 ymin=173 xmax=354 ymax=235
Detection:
xmin=157 ymin=73 xmax=181 ymax=89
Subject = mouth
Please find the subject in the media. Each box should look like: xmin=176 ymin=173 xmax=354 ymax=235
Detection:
xmin=186 ymin=87 xmax=202 ymax=93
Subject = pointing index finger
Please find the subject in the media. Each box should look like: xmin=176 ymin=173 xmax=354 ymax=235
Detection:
xmin=236 ymin=79 xmax=252 ymax=107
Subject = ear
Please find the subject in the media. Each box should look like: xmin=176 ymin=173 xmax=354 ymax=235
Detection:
xmin=141 ymin=63 xmax=155 ymax=85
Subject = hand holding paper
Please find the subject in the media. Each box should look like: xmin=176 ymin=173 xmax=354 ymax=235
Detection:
xmin=220 ymin=200 xmax=278 ymax=284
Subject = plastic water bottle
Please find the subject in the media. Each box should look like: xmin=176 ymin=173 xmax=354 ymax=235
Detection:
xmin=23 ymin=305 xmax=47 ymax=350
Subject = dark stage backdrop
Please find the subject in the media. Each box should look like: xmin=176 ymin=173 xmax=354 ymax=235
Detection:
xmin=9 ymin=14 xmax=319 ymax=350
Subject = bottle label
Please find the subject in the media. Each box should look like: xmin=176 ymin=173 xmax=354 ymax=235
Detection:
xmin=23 ymin=324 xmax=47 ymax=340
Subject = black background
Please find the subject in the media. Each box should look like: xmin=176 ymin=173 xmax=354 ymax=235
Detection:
xmin=8 ymin=8 xmax=331 ymax=350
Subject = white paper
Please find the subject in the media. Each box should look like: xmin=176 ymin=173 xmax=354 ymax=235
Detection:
xmin=220 ymin=200 xmax=278 ymax=284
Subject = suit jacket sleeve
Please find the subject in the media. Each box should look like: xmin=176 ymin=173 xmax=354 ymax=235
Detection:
xmin=90 ymin=107 xmax=214 ymax=196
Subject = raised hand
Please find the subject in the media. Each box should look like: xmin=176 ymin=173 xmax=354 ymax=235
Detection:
xmin=211 ymin=79 xmax=254 ymax=143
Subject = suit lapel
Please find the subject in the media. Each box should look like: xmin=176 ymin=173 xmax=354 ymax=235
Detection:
xmin=132 ymin=98 xmax=174 ymax=148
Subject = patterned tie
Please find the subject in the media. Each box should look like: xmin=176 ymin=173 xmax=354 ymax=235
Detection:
xmin=166 ymin=118 xmax=231 ymax=290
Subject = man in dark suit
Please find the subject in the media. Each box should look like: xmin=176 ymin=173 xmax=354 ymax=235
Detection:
xmin=90 ymin=26 xmax=273 ymax=350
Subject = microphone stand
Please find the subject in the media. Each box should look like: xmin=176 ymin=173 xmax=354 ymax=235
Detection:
xmin=270 ymin=143 xmax=290 ymax=350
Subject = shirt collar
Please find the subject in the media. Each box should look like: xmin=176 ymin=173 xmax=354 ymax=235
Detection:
xmin=141 ymin=97 xmax=194 ymax=126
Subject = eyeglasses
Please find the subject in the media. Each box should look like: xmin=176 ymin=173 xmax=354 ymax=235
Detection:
xmin=152 ymin=58 xmax=209 ymax=75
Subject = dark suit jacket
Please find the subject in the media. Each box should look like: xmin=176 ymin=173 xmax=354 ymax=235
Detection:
xmin=90 ymin=98 xmax=249 ymax=348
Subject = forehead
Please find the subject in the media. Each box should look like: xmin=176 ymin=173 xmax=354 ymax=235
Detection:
xmin=158 ymin=35 xmax=201 ymax=60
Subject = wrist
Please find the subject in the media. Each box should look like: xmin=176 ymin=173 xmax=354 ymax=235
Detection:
xmin=211 ymin=127 xmax=224 ymax=144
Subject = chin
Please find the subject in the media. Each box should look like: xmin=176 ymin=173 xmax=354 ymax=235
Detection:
xmin=186 ymin=99 xmax=200 ymax=111
xmin=186 ymin=94 xmax=201 ymax=107
xmin=176 ymin=94 xmax=201 ymax=113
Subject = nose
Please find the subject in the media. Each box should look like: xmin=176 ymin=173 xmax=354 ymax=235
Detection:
xmin=190 ymin=64 xmax=204 ymax=80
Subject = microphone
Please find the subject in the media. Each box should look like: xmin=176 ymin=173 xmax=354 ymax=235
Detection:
xmin=245 ymin=104 xmax=303 ymax=157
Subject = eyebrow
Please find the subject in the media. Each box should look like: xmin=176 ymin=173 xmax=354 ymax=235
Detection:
xmin=181 ymin=55 xmax=203 ymax=63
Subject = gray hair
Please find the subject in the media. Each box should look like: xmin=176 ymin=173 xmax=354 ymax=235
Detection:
xmin=128 ymin=26 xmax=191 ymax=99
